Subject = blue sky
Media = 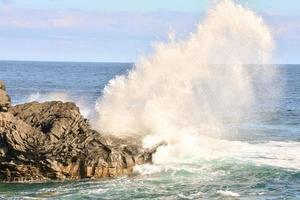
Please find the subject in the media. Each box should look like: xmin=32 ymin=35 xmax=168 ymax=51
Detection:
xmin=0 ymin=0 xmax=299 ymax=63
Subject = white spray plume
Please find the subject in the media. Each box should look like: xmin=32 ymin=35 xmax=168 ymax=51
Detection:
xmin=95 ymin=0 xmax=276 ymax=159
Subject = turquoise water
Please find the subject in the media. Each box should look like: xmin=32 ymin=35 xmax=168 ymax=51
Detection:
xmin=0 ymin=61 xmax=299 ymax=199
xmin=1 ymin=162 xmax=299 ymax=199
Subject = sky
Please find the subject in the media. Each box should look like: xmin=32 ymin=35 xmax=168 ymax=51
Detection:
xmin=0 ymin=0 xmax=299 ymax=63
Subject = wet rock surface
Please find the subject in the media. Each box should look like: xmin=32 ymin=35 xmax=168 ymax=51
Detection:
xmin=0 ymin=80 xmax=157 ymax=182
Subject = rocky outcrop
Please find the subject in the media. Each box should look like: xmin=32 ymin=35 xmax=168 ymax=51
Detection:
xmin=0 ymin=80 xmax=158 ymax=183
xmin=0 ymin=80 xmax=11 ymax=112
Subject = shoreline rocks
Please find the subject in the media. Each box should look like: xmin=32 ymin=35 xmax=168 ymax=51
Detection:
xmin=0 ymin=80 xmax=158 ymax=183
xmin=0 ymin=80 xmax=11 ymax=112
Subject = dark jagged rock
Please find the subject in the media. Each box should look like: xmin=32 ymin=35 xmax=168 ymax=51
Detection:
xmin=0 ymin=80 xmax=159 ymax=183
xmin=10 ymin=101 xmax=90 ymax=141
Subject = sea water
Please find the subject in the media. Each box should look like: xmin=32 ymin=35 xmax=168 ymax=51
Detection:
xmin=0 ymin=61 xmax=299 ymax=199
xmin=0 ymin=1 xmax=300 ymax=199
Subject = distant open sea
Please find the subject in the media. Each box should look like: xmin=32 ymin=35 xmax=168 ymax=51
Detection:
xmin=0 ymin=61 xmax=299 ymax=199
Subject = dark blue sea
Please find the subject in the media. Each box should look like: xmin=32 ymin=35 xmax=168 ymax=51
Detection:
xmin=0 ymin=61 xmax=299 ymax=199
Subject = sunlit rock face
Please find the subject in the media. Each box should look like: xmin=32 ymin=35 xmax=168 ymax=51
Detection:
xmin=0 ymin=80 xmax=11 ymax=112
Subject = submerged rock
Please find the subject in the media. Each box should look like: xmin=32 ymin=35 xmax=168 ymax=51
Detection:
xmin=0 ymin=80 xmax=157 ymax=183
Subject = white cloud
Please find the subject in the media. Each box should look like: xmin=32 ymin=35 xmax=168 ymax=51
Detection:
xmin=0 ymin=6 xmax=200 ymax=39
xmin=0 ymin=6 xmax=298 ymax=41
xmin=0 ymin=5 xmax=299 ymax=63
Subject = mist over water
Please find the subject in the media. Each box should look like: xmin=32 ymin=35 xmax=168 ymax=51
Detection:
xmin=94 ymin=0 xmax=289 ymax=166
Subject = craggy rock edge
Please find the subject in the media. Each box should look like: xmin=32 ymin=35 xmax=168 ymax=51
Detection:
xmin=0 ymin=80 xmax=161 ymax=183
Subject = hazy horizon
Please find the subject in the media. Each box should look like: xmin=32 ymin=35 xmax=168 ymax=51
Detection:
xmin=1 ymin=59 xmax=300 ymax=65
xmin=0 ymin=0 xmax=299 ymax=63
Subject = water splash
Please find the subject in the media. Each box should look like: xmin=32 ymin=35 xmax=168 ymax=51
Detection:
xmin=95 ymin=0 xmax=278 ymax=162
xmin=26 ymin=92 xmax=92 ymax=118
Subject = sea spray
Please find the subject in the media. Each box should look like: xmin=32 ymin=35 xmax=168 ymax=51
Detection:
xmin=26 ymin=92 xmax=92 ymax=118
xmin=95 ymin=0 xmax=277 ymax=161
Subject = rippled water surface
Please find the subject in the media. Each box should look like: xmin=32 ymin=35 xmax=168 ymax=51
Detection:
xmin=0 ymin=61 xmax=299 ymax=199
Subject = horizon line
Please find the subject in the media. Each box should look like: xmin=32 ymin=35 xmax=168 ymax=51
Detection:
xmin=0 ymin=59 xmax=299 ymax=65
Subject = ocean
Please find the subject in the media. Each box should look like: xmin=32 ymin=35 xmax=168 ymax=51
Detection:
xmin=0 ymin=61 xmax=299 ymax=199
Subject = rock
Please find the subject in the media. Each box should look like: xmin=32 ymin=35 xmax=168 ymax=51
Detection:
xmin=0 ymin=80 xmax=6 ymax=91
xmin=0 ymin=80 xmax=160 ymax=182
xmin=10 ymin=101 xmax=89 ymax=140
xmin=0 ymin=112 xmax=48 ymax=181
xmin=0 ymin=81 xmax=11 ymax=112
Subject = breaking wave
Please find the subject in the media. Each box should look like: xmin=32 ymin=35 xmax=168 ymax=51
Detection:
xmin=94 ymin=0 xmax=295 ymax=170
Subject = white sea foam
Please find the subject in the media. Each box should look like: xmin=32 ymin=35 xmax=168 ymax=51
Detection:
xmin=217 ymin=190 xmax=240 ymax=197
xmin=152 ymin=136 xmax=300 ymax=170
xmin=93 ymin=1 xmax=295 ymax=170
xmin=133 ymin=164 xmax=163 ymax=175
xmin=27 ymin=92 xmax=69 ymax=103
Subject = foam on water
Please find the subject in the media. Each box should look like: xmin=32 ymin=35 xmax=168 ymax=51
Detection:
xmin=217 ymin=190 xmax=240 ymax=197
xmin=152 ymin=136 xmax=300 ymax=170
xmin=93 ymin=0 xmax=290 ymax=170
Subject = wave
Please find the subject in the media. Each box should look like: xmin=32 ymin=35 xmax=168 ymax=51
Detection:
xmin=152 ymin=137 xmax=300 ymax=170
xmin=95 ymin=0 xmax=281 ymax=167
